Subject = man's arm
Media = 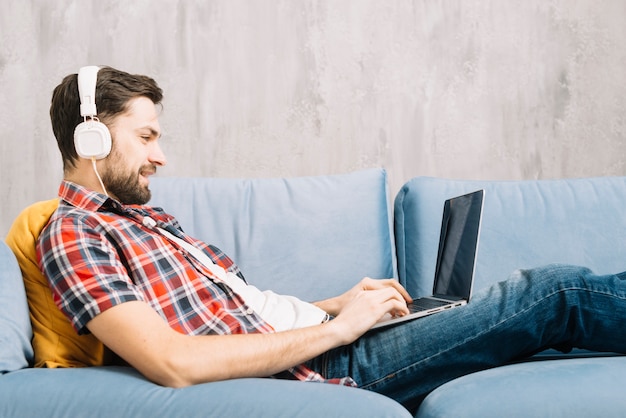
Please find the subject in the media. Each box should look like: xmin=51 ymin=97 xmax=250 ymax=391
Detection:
xmin=87 ymin=281 xmax=409 ymax=388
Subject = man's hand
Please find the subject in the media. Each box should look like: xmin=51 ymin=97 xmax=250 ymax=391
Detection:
xmin=315 ymin=277 xmax=412 ymax=343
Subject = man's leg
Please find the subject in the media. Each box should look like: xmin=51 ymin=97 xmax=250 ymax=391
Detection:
xmin=308 ymin=265 xmax=626 ymax=411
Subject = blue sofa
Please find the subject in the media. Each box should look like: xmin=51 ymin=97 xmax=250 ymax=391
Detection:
xmin=1 ymin=168 xmax=625 ymax=417
xmin=395 ymin=175 xmax=626 ymax=417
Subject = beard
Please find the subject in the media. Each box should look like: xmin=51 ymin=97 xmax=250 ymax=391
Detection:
xmin=101 ymin=149 xmax=155 ymax=205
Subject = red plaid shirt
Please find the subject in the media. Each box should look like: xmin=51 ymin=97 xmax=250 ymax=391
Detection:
xmin=37 ymin=181 xmax=355 ymax=386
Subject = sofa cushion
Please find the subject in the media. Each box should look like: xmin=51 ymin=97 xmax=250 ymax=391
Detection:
xmin=149 ymin=168 xmax=397 ymax=301
xmin=416 ymin=357 xmax=626 ymax=418
xmin=0 ymin=240 xmax=33 ymax=373
xmin=0 ymin=366 xmax=411 ymax=418
xmin=395 ymin=176 xmax=626 ymax=297
xmin=5 ymin=199 xmax=114 ymax=368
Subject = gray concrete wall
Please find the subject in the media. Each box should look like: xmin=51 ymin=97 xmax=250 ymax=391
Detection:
xmin=2 ymin=0 xmax=625 ymax=237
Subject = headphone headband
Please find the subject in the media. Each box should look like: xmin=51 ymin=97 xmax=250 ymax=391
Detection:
xmin=77 ymin=66 xmax=100 ymax=118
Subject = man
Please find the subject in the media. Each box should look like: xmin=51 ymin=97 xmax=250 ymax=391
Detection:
xmin=38 ymin=66 xmax=626 ymax=412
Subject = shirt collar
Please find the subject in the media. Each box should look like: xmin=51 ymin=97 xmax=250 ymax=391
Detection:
xmin=58 ymin=180 xmax=165 ymax=223
xmin=58 ymin=180 xmax=128 ymax=214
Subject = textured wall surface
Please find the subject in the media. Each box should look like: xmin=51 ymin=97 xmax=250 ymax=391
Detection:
xmin=1 ymin=0 xmax=625 ymax=238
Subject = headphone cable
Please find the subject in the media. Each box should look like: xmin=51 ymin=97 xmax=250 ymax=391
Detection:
xmin=91 ymin=156 xmax=109 ymax=197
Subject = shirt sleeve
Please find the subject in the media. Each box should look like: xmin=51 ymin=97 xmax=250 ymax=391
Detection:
xmin=38 ymin=212 xmax=145 ymax=334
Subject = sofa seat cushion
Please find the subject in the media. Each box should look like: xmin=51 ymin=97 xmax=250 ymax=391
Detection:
xmin=5 ymin=199 xmax=114 ymax=368
xmin=0 ymin=366 xmax=412 ymax=418
xmin=416 ymin=356 xmax=626 ymax=418
xmin=0 ymin=241 xmax=33 ymax=373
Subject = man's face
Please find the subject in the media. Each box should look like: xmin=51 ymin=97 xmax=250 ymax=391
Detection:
xmin=101 ymin=97 xmax=166 ymax=205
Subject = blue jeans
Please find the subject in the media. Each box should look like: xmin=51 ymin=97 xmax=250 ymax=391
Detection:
xmin=307 ymin=265 xmax=626 ymax=411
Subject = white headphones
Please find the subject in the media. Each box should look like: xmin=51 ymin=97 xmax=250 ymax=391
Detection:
xmin=73 ymin=66 xmax=112 ymax=160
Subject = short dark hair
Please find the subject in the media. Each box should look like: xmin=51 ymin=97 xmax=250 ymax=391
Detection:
xmin=50 ymin=66 xmax=163 ymax=171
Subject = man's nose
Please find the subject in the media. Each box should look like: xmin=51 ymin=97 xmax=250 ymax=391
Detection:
xmin=149 ymin=141 xmax=167 ymax=166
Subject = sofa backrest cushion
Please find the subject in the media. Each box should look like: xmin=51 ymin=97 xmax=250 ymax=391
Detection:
xmin=0 ymin=240 xmax=33 ymax=373
xmin=395 ymin=176 xmax=626 ymax=297
xmin=5 ymin=199 xmax=114 ymax=369
xmin=149 ymin=169 xmax=396 ymax=301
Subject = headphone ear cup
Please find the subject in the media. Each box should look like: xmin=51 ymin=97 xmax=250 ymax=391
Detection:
xmin=74 ymin=120 xmax=112 ymax=160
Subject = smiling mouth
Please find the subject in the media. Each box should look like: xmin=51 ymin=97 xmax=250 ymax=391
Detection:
xmin=140 ymin=165 xmax=157 ymax=178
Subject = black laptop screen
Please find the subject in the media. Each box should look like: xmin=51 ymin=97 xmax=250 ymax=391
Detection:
xmin=433 ymin=190 xmax=484 ymax=300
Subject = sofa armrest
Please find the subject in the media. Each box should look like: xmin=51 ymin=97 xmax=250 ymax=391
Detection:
xmin=0 ymin=241 xmax=33 ymax=373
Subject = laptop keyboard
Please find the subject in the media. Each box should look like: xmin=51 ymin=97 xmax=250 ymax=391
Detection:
xmin=408 ymin=298 xmax=450 ymax=312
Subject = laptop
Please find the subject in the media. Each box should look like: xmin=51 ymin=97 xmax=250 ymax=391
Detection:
xmin=371 ymin=189 xmax=485 ymax=329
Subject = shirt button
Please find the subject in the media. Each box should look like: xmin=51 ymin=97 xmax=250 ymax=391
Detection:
xmin=246 ymin=308 xmax=254 ymax=315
